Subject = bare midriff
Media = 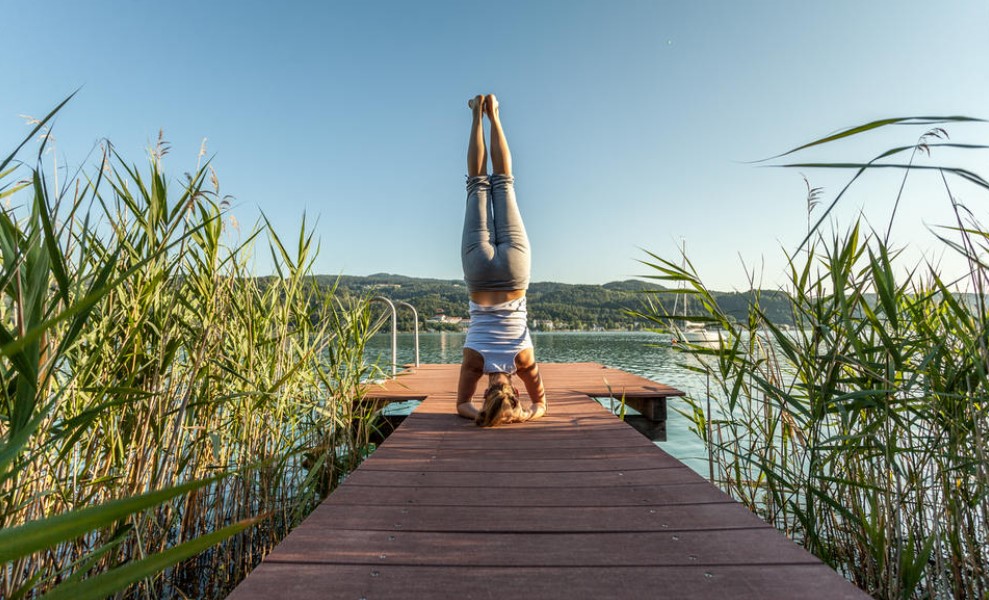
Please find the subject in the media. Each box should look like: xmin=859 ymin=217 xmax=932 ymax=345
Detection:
xmin=470 ymin=289 xmax=526 ymax=306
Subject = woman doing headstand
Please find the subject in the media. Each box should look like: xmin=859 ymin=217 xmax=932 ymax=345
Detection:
xmin=457 ymin=94 xmax=547 ymax=427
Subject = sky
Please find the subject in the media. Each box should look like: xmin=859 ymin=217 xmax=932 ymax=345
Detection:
xmin=3 ymin=0 xmax=988 ymax=290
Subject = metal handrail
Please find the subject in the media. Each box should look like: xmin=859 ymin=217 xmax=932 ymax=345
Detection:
xmin=370 ymin=297 xmax=398 ymax=376
xmin=395 ymin=301 xmax=420 ymax=367
xmin=370 ymin=296 xmax=421 ymax=376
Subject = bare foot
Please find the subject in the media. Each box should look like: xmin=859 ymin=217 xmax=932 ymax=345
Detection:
xmin=468 ymin=94 xmax=484 ymax=114
xmin=484 ymin=94 xmax=499 ymax=120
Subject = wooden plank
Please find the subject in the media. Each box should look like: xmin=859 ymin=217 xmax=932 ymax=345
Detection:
xmin=357 ymin=458 xmax=684 ymax=473
xmin=295 ymin=502 xmax=761 ymax=533
xmin=343 ymin=466 xmax=694 ymax=488
xmin=368 ymin=444 xmax=669 ymax=460
xmin=259 ymin=529 xmax=823 ymax=567
xmin=377 ymin=435 xmax=659 ymax=450
xmin=323 ymin=481 xmax=734 ymax=508
xmin=228 ymin=363 xmax=869 ymax=599
xmin=229 ymin=564 xmax=866 ymax=600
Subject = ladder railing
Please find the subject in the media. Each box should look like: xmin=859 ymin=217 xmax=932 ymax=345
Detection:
xmin=370 ymin=297 xmax=420 ymax=377
xmin=395 ymin=300 xmax=420 ymax=368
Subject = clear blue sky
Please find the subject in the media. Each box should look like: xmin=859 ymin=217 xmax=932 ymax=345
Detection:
xmin=3 ymin=0 xmax=988 ymax=289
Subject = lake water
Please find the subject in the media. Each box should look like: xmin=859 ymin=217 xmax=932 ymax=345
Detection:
xmin=366 ymin=331 xmax=712 ymax=476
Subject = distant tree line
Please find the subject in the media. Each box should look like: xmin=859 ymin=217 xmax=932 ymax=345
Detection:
xmin=297 ymin=273 xmax=799 ymax=331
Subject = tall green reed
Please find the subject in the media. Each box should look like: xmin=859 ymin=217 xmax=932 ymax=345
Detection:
xmin=639 ymin=117 xmax=988 ymax=599
xmin=0 ymin=104 xmax=383 ymax=598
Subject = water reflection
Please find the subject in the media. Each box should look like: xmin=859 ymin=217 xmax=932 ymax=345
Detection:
xmin=367 ymin=331 xmax=712 ymax=476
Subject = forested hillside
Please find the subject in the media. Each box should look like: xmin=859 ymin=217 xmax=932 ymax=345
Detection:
xmin=307 ymin=274 xmax=797 ymax=331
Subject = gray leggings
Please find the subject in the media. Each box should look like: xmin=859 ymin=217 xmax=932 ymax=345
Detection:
xmin=461 ymin=174 xmax=531 ymax=292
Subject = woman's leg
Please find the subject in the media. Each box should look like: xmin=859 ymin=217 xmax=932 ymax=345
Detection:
xmin=485 ymin=94 xmax=511 ymax=176
xmin=467 ymin=95 xmax=487 ymax=177
xmin=485 ymin=94 xmax=530 ymax=290
xmin=462 ymin=96 xmax=496 ymax=290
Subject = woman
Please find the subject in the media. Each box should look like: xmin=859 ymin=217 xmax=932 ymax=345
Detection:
xmin=456 ymin=94 xmax=547 ymax=427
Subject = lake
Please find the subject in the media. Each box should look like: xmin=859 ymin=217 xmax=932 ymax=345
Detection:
xmin=366 ymin=330 xmax=711 ymax=476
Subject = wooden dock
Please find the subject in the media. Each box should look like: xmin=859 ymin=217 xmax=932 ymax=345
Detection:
xmin=228 ymin=363 xmax=867 ymax=599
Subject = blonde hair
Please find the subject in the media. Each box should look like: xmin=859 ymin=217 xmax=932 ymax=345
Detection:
xmin=475 ymin=381 xmax=522 ymax=427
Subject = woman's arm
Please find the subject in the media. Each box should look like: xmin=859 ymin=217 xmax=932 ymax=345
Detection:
xmin=514 ymin=348 xmax=546 ymax=420
xmin=457 ymin=348 xmax=485 ymax=419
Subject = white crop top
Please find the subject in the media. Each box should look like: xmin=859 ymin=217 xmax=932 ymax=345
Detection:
xmin=463 ymin=296 xmax=533 ymax=373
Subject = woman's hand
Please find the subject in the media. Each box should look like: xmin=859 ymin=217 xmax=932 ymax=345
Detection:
xmin=527 ymin=402 xmax=546 ymax=420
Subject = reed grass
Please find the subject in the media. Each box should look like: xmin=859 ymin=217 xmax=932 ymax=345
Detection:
xmin=638 ymin=117 xmax=989 ymax=599
xmin=0 ymin=104 xmax=383 ymax=599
